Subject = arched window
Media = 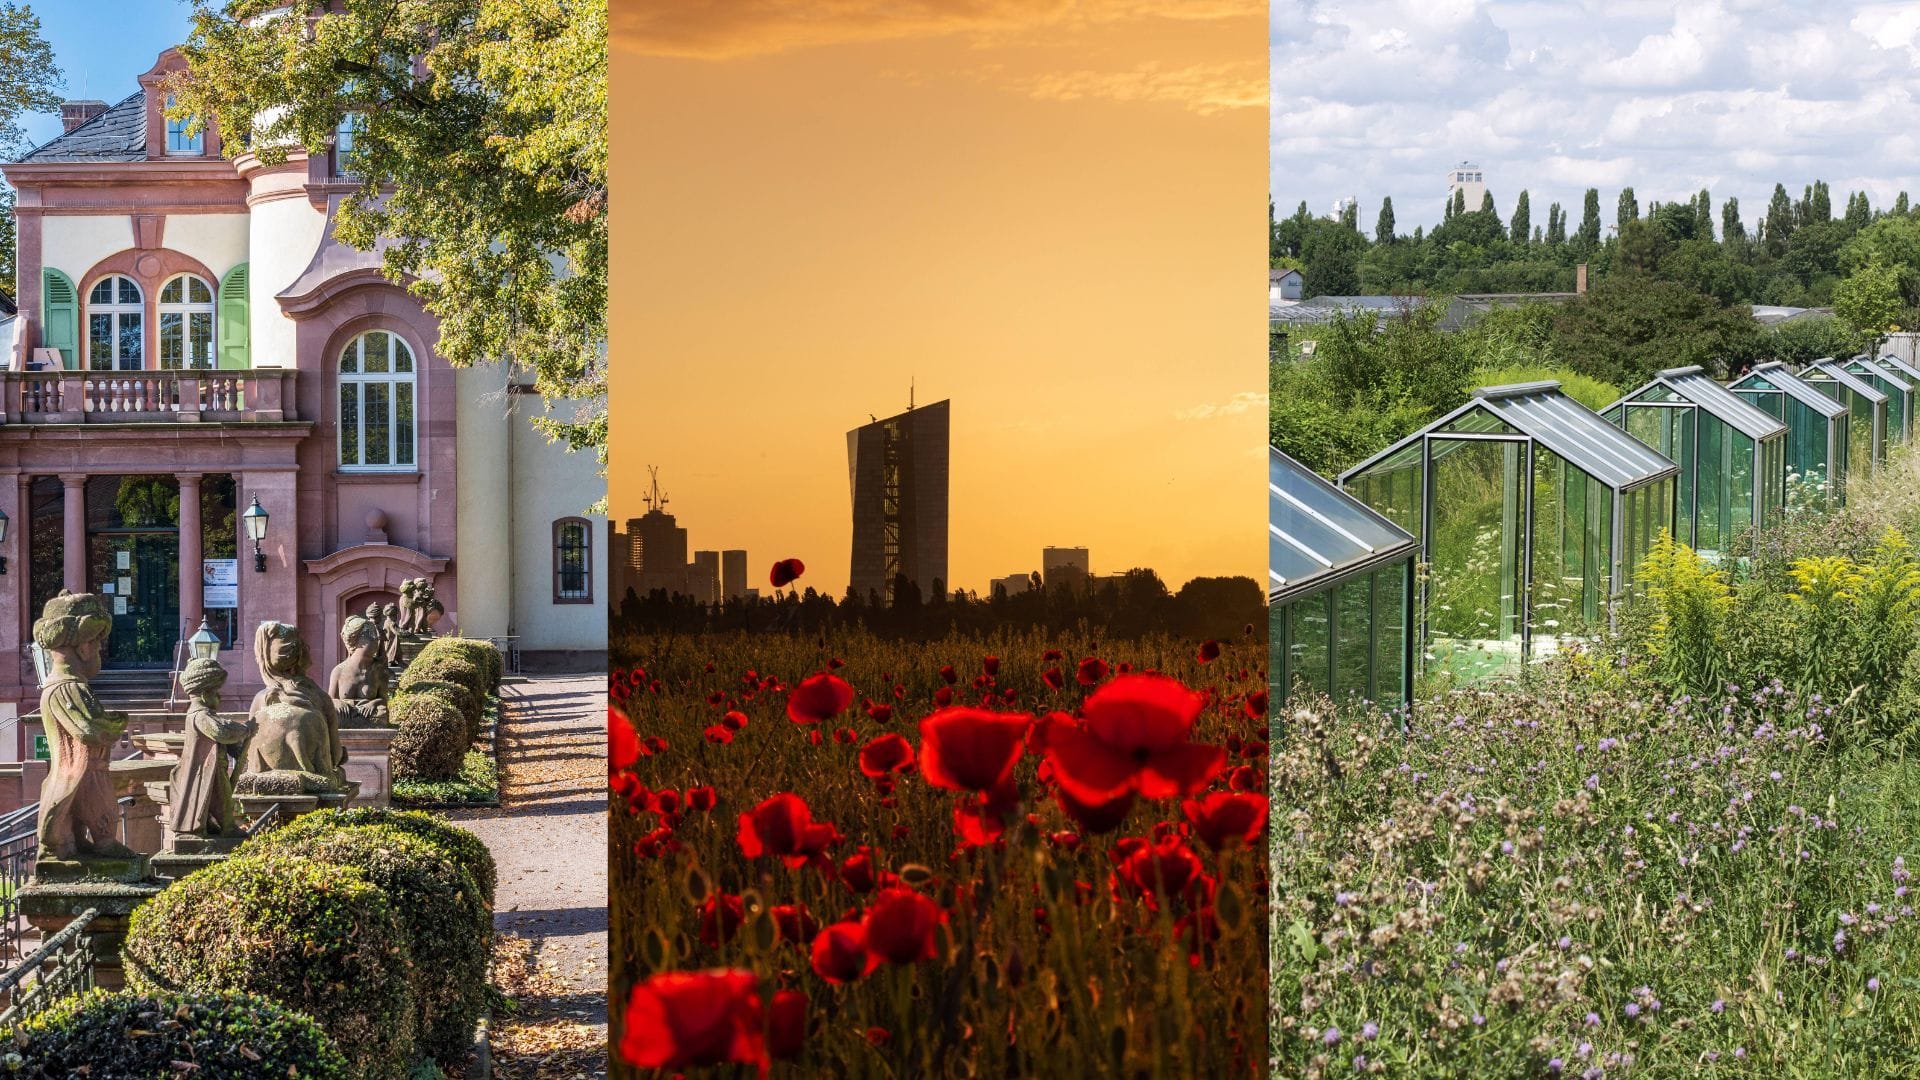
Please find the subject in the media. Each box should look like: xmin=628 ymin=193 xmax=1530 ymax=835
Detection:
xmin=86 ymin=275 xmax=143 ymax=371
xmin=164 ymin=94 xmax=203 ymax=155
xmin=554 ymin=518 xmax=592 ymax=603
xmin=158 ymin=274 xmax=216 ymax=369
xmin=338 ymin=330 xmax=417 ymax=471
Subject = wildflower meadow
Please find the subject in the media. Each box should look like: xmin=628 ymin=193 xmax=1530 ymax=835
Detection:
xmin=1272 ymin=448 xmax=1920 ymax=1077
xmin=609 ymin=626 xmax=1269 ymax=1077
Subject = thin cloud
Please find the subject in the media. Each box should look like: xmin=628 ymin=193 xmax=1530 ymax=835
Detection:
xmin=617 ymin=0 xmax=1259 ymax=60
xmin=1014 ymin=60 xmax=1265 ymax=115
xmin=1176 ymin=391 xmax=1268 ymax=421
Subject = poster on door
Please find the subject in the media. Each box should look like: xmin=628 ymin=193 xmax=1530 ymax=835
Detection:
xmin=203 ymin=558 xmax=238 ymax=609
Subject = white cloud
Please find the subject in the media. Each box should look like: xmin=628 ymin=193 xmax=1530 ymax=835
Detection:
xmin=1274 ymin=1 xmax=1920 ymax=237
xmin=1176 ymin=391 xmax=1269 ymax=421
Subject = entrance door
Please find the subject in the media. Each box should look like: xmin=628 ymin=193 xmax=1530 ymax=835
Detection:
xmin=91 ymin=530 xmax=180 ymax=668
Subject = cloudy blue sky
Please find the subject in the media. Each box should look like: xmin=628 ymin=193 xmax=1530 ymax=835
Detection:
xmin=17 ymin=2 xmax=191 ymax=153
xmin=1272 ymin=0 xmax=1920 ymax=235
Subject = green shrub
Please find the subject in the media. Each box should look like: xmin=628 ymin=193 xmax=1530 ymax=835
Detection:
xmin=123 ymin=853 xmax=415 ymax=1079
xmin=267 ymin=806 xmax=498 ymax=909
xmin=402 ymin=653 xmax=485 ymax=702
xmin=420 ymin=636 xmax=502 ymax=693
xmin=8 ymin=988 xmax=350 ymax=1078
xmin=391 ymin=692 xmax=468 ymax=781
xmin=400 ymin=677 xmax=482 ymax=744
xmin=248 ymin=824 xmax=488 ymax=1065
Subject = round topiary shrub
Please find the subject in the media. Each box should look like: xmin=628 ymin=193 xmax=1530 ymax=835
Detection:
xmin=391 ymin=692 xmax=468 ymax=780
xmin=7 ymin=988 xmax=351 ymax=1078
xmin=248 ymin=823 xmax=488 ymax=1065
xmin=122 ymin=852 xmax=416 ymax=1079
xmin=265 ymin=806 xmax=498 ymax=909
xmin=401 ymin=654 xmax=485 ymax=703
xmin=400 ymin=677 xmax=482 ymax=744
xmin=424 ymin=637 xmax=503 ymax=693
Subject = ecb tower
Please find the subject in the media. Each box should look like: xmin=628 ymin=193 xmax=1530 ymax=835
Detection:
xmin=847 ymin=399 xmax=950 ymax=605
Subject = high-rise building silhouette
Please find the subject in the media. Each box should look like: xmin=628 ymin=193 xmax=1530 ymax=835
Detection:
xmin=1043 ymin=546 xmax=1091 ymax=591
xmin=721 ymin=549 xmax=747 ymax=600
xmin=691 ymin=550 xmax=721 ymax=604
xmin=633 ymin=467 xmax=692 ymax=598
xmin=848 ymin=398 xmax=950 ymax=604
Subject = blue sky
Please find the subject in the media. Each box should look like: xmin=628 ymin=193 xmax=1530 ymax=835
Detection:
xmin=1273 ymin=1 xmax=1920 ymax=237
xmin=18 ymin=1 xmax=194 ymax=152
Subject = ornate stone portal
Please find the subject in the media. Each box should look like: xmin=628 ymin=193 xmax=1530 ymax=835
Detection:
xmin=329 ymin=615 xmax=392 ymax=726
xmin=235 ymin=621 xmax=354 ymax=800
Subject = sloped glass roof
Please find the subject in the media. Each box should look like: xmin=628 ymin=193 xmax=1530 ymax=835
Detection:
xmin=1807 ymin=358 xmax=1889 ymax=403
xmin=1271 ymin=446 xmax=1415 ymax=603
xmin=1732 ymin=362 xmax=1847 ymax=418
xmin=1613 ymin=365 xmax=1787 ymax=442
xmin=1875 ymin=354 xmax=1920 ymax=385
xmin=1845 ymin=355 xmax=1915 ymax=394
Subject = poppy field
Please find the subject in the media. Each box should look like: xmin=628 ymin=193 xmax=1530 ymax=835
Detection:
xmin=608 ymin=626 xmax=1269 ymax=1077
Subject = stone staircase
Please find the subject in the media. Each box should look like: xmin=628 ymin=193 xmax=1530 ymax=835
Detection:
xmin=91 ymin=668 xmax=179 ymax=713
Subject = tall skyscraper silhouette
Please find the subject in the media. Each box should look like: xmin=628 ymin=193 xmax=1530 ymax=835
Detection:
xmin=847 ymin=398 xmax=950 ymax=604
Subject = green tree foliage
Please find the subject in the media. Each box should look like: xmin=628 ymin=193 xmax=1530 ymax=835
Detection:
xmin=1578 ymin=188 xmax=1602 ymax=249
xmin=1834 ymin=253 xmax=1904 ymax=349
xmin=0 ymin=3 xmax=64 ymax=294
xmin=1453 ymin=188 xmax=1466 ymax=218
xmin=1509 ymin=189 xmax=1530 ymax=245
xmin=1480 ymin=189 xmax=1495 ymax=214
xmin=1840 ymin=214 xmax=1920 ymax=305
xmin=1722 ymin=196 xmax=1745 ymax=244
xmin=1693 ymin=188 xmax=1713 ymax=241
xmin=1550 ymin=273 xmax=1759 ymax=385
xmin=1764 ymin=315 xmax=1860 ymax=367
xmin=1766 ymin=183 xmax=1795 ymax=250
xmin=1338 ymin=199 xmax=1358 ymax=231
xmin=174 ymin=0 xmax=608 ymax=465
xmin=1546 ymin=202 xmax=1565 ymax=246
xmin=1375 ymin=195 xmax=1395 ymax=244
xmin=1617 ymin=187 xmax=1638 ymax=229
xmin=1300 ymin=216 xmax=1364 ymax=296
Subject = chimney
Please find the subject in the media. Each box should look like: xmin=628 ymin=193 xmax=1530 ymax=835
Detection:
xmin=1576 ymin=263 xmax=1588 ymax=295
xmin=60 ymin=100 xmax=108 ymax=133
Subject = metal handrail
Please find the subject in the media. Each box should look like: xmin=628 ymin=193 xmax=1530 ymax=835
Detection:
xmin=0 ymin=907 xmax=96 ymax=1027
xmin=243 ymin=800 xmax=282 ymax=838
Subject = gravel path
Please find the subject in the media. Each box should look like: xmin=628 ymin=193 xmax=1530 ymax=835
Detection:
xmin=449 ymin=672 xmax=608 ymax=1077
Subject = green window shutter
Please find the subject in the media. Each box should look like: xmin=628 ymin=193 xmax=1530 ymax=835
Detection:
xmin=217 ymin=262 xmax=249 ymax=369
xmin=40 ymin=268 xmax=77 ymax=369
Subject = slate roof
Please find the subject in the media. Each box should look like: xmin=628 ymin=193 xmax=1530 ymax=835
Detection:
xmin=18 ymin=93 xmax=146 ymax=163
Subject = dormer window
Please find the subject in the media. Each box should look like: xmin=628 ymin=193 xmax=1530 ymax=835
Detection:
xmin=164 ymin=94 xmax=203 ymax=155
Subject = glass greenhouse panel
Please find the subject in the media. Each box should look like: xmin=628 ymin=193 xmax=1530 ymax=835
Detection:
xmin=1529 ymin=446 xmax=1612 ymax=653
xmin=1425 ymin=436 xmax=1526 ymax=680
xmin=1343 ymin=441 xmax=1423 ymax=540
xmin=1376 ymin=565 xmax=1408 ymax=709
xmin=1288 ymin=589 xmax=1332 ymax=697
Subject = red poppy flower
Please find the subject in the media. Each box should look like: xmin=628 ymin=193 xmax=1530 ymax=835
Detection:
xmin=863 ymin=887 xmax=945 ymax=964
xmin=1242 ymin=690 xmax=1270 ymax=719
xmin=1042 ymin=667 xmax=1065 ymax=690
xmin=828 ymin=657 xmax=844 ymax=669
xmin=787 ymin=673 xmax=853 ymax=725
xmin=865 ymin=702 xmax=893 ymax=724
xmin=619 ymin=970 xmax=766 ymax=1070
xmin=1196 ymin=640 xmax=1221 ymax=663
xmin=954 ymin=796 xmax=1009 ymax=848
xmin=1076 ymin=656 xmax=1109 ymax=686
xmin=703 ymin=725 xmax=734 ymax=744
xmin=1043 ymin=648 xmax=1063 ymax=661
xmin=737 ymin=793 xmax=839 ymax=867
xmin=1056 ymin=785 xmax=1136 ymax=834
xmin=771 ymin=903 xmax=820 ymax=945
xmin=866 ymin=1027 xmax=891 ymax=1047
xmin=933 ymin=686 xmax=953 ymax=707
xmin=722 ymin=710 xmax=749 ymax=730
xmin=770 ymin=558 xmax=806 ymax=588
xmin=1044 ymin=675 xmax=1224 ymax=803
xmin=939 ymin=664 xmax=959 ymax=685
xmin=840 ymin=851 xmax=877 ymax=893
xmin=833 ymin=727 xmax=857 ymax=744
xmin=809 ymin=921 xmax=877 ymax=983
xmin=983 ymin=656 xmax=1001 ymax=676
xmin=1112 ymin=834 xmax=1206 ymax=905
xmin=644 ymin=735 xmax=669 ymax=755
xmin=699 ymin=893 xmax=745 ymax=947
xmin=610 ymin=708 xmax=641 ymax=772
xmin=769 ymin=989 xmax=807 ymax=1060
xmin=918 ymin=708 xmax=1031 ymax=793
xmin=686 ymin=786 xmax=717 ymax=813
xmin=1182 ymin=792 xmax=1267 ymax=851
xmin=858 ymin=733 xmax=915 ymax=778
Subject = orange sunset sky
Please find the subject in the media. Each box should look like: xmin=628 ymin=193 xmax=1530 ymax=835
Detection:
xmin=610 ymin=0 xmax=1266 ymax=599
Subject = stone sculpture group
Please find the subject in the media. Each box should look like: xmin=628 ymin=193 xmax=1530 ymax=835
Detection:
xmin=31 ymin=581 xmax=434 ymax=879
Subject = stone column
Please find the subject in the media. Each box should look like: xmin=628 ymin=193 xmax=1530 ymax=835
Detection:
xmin=59 ymin=473 xmax=85 ymax=592
xmin=177 ymin=473 xmax=203 ymax=640
xmin=0 ymin=474 xmax=21 ymax=719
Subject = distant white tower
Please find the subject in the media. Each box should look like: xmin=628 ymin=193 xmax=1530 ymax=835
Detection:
xmin=1331 ymin=195 xmax=1358 ymax=220
xmin=1447 ymin=161 xmax=1486 ymax=211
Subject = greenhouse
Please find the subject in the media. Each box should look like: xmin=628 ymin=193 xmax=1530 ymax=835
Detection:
xmin=1802 ymin=359 xmax=1889 ymax=474
xmin=1339 ymin=382 xmax=1678 ymax=680
xmin=1270 ymin=446 xmax=1416 ymax=708
xmin=1600 ymin=366 xmax=1787 ymax=554
xmin=1728 ymin=362 xmax=1849 ymax=509
xmin=1841 ymin=355 xmax=1915 ymax=444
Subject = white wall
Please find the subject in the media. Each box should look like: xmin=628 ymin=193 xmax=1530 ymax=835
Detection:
xmin=247 ymin=195 xmax=327 ymax=368
xmin=164 ymin=212 xmax=250 ymax=282
xmin=509 ymin=390 xmax=607 ymax=654
xmin=42 ymin=215 xmax=133 ymax=283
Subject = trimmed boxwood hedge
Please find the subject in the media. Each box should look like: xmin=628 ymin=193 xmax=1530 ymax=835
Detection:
xmin=391 ymin=691 xmax=468 ymax=781
xmin=401 ymin=677 xmax=482 ymax=745
xmin=7 ymin=988 xmax=351 ymax=1078
xmin=122 ymin=852 xmax=416 ymax=1079
xmin=402 ymin=654 xmax=485 ymax=704
xmin=266 ymin=806 xmax=498 ymax=909
xmin=418 ymin=636 xmax=502 ymax=693
xmin=248 ymin=823 xmax=488 ymax=1065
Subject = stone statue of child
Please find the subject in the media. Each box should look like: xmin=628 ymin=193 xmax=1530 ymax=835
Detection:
xmin=33 ymin=591 xmax=137 ymax=863
xmin=381 ymin=602 xmax=403 ymax=666
xmin=329 ymin=615 xmax=391 ymax=726
xmin=398 ymin=578 xmax=422 ymax=633
xmin=238 ymin=621 xmax=348 ymax=794
xmin=165 ymin=658 xmax=252 ymax=839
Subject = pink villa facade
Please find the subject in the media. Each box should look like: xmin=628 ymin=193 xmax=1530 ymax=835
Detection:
xmin=0 ymin=50 xmax=606 ymax=757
